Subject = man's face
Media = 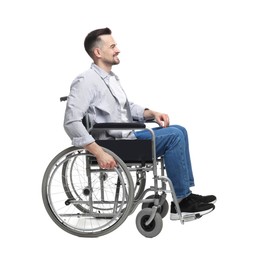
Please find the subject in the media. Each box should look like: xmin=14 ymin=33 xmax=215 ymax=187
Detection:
xmin=98 ymin=34 xmax=120 ymax=65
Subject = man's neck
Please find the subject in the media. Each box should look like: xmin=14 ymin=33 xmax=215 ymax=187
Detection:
xmin=94 ymin=61 xmax=112 ymax=73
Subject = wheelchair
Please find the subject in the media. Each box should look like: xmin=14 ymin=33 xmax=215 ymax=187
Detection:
xmin=42 ymin=97 xmax=190 ymax=238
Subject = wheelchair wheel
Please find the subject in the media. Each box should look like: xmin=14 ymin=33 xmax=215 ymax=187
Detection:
xmin=136 ymin=208 xmax=163 ymax=238
xmin=42 ymin=146 xmax=134 ymax=237
xmin=142 ymin=195 xmax=169 ymax=218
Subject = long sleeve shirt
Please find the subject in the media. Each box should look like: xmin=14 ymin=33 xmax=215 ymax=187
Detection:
xmin=64 ymin=63 xmax=145 ymax=147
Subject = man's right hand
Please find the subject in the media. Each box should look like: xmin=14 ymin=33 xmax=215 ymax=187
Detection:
xmin=84 ymin=142 xmax=117 ymax=169
xmin=96 ymin=150 xmax=117 ymax=169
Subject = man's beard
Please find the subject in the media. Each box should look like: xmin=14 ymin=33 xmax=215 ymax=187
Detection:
xmin=103 ymin=56 xmax=120 ymax=66
xmin=112 ymin=55 xmax=120 ymax=65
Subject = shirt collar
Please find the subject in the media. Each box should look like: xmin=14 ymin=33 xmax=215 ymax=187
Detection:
xmin=90 ymin=63 xmax=119 ymax=81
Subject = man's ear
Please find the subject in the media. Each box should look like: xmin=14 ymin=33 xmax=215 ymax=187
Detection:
xmin=93 ymin=48 xmax=101 ymax=58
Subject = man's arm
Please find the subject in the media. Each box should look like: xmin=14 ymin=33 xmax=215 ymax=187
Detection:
xmin=64 ymin=77 xmax=95 ymax=147
xmin=129 ymin=102 xmax=170 ymax=128
xmin=64 ymin=74 xmax=117 ymax=169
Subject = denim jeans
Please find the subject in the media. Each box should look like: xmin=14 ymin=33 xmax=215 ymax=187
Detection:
xmin=134 ymin=125 xmax=195 ymax=199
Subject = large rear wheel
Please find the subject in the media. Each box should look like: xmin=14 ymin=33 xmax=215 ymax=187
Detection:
xmin=42 ymin=146 xmax=134 ymax=237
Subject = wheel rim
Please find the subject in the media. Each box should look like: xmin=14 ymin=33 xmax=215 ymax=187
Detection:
xmin=42 ymin=147 xmax=134 ymax=237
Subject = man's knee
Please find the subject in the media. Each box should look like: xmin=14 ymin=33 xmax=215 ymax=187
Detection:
xmin=171 ymin=125 xmax=187 ymax=135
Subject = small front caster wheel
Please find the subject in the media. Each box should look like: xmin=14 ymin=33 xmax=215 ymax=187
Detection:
xmin=142 ymin=195 xmax=169 ymax=218
xmin=136 ymin=208 xmax=163 ymax=238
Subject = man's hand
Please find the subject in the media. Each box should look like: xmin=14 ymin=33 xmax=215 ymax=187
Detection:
xmin=154 ymin=112 xmax=170 ymax=128
xmin=96 ymin=149 xmax=117 ymax=169
xmin=84 ymin=142 xmax=117 ymax=169
xmin=144 ymin=109 xmax=170 ymax=128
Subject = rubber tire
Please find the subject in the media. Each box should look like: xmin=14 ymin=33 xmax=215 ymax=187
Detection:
xmin=136 ymin=208 xmax=163 ymax=238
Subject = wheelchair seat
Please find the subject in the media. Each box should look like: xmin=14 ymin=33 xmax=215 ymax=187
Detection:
xmin=96 ymin=139 xmax=152 ymax=164
xmin=91 ymin=122 xmax=153 ymax=164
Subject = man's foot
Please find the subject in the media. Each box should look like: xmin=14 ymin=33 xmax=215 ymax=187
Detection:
xmin=188 ymin=193 xmax=217 ymax=204
xmin=170 ymin=195 xmax=215 ymax=221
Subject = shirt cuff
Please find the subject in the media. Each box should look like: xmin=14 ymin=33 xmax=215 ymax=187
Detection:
xmin=72 ymin=135 xmax=95 ymax=148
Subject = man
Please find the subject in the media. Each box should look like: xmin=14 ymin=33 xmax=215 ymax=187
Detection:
xmin=64 ymin=28 xmax=216 ymax=220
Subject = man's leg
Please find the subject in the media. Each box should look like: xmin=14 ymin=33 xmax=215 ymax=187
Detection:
xmin=134 ymin=125 xmax=215 ymax=220
xmin=135 ymin=125 xmax=192 ymax=198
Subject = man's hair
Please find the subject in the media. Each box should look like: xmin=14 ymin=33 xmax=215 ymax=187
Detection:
xmin=84 ymin=27 xmax=112 ymax=58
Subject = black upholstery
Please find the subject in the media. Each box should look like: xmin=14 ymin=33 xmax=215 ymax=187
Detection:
xmin=96 ymin=139 xmax=152 ymax=164
xmin=93 ymin=122 xmax=146 ymax=129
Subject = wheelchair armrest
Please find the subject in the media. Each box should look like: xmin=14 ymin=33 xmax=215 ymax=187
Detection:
xmin=93 ymin=122 xmax=146 ymax=129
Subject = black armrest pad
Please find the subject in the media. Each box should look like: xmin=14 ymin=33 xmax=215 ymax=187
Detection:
xmin=93 ymin=122 xmax=146 ymax=129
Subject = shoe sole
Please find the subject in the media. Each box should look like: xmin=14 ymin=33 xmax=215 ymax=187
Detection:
xmin=170 ymin=206 xmax=215 ymax=221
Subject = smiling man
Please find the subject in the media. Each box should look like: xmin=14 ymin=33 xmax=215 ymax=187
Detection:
xmin=64 ymin=27 xmax=216 ymax=220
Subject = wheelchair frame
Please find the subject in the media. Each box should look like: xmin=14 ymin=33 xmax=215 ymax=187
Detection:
xmin=41 ymin=97 xmax=187 ymax=238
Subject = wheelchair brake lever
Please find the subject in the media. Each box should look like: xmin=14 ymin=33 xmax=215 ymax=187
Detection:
xmin=60 ymin=96 xmax=68 ymax=102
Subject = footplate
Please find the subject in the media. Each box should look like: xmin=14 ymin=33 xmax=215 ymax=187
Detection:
xmin=182 ymin=213 xmax=202 ymax=222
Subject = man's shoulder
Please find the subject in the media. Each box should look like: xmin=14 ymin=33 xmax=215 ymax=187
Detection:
xmin=70 ymin=68 xmax=101 ymax=87
xmin=73 ymin=69 xmax=97 ymax=82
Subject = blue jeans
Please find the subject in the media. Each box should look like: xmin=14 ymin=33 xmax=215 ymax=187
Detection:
xmin=134 ymin=125 xmax=195 ymax=199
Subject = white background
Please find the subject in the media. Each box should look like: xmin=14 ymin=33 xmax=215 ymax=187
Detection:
xmin=1 ymin=0 xmax=258 ymax=259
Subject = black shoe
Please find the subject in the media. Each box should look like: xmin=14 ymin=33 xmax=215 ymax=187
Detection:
xmin=188 ymin=193 xmax=217 ymax=204
xmin=170 ymin=196 xmax=215 ymax=221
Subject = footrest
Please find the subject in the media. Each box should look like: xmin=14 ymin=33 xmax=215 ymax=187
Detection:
xmin=170 ymin=213 xmax=202 ymax=222
xmin=182 ymin=213 xmax=202 ymax=222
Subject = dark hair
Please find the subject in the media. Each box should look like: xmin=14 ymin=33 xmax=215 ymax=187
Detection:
xmin=84 ymin=27 xmax=112 ymax=57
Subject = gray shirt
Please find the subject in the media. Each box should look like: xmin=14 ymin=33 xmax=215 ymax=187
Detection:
xmin=64 ymin=63 xmax=145 ymax=147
